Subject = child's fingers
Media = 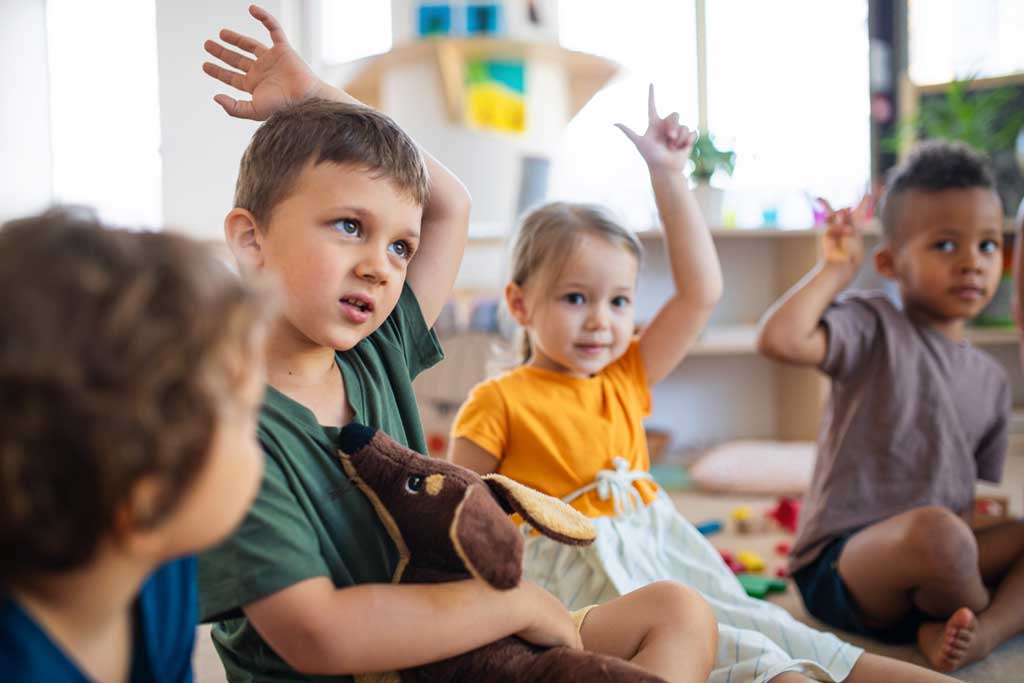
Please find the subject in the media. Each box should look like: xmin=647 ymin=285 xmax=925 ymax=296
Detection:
xmin=614 ymin=122 xmax=642 ymax=146
xmin=203 ymin=62 xmax=248 ymax=93
xmin=664 ymin=112 xmax=681 ymax=140
xmin=219 ymin=28 xmax=267 ymax=57
xmin=204 ymin=40 xmax=254 ymax=73
xmin=213 ymin=94 xmax=258 ymax=120
xmin=647 ymin=83 xmax=659 ymax=124
xmin=852 ymin=192 xmax=873 ymax=225
xmin=250 ymin=4 xmax=290 ymax=46
xmin=816 ymin=197 xmax=835 ymax=216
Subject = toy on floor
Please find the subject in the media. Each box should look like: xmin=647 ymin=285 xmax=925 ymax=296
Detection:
xmin=731 ymin=505 xmax=764 ymax=534
xmin=649 ymin=462 xmax=692 ymax=490
xmin=337 ymin=423 xmax=668 ymax=683
xmin=737 ymin=550 xmax=765 ymax=573
xmin=976 ymin=495 xmax=1010 ymax=519
xmin=718 ymin=550 xmax=745 ymax=574
xmin=774 ymin=541 xmax=792 ymax=556
xmin=696 ymin=519 xmax=724 ymax=536
xmin=738 ymin=574 xmax=787 ymax=599
xmin=765 ymin=497 xmax=801 ymax=534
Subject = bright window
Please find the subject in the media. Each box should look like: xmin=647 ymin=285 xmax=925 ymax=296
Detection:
xmin=46 ymin=0 xmax=162 ymax=228
xmin=320 ymin=0 xmax=393 ymax=64
xmin=706 ymin=0 xmax=870 ymax=226
xmin=552 ymin=0 xmax=698 ymax=228
xmin=909 ymin=0 xmax=1024 ymax=85
xmin=554 ymin=0 xmax=870 ymax=229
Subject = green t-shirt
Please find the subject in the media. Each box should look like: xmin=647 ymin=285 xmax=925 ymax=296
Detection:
xmin=199 ymin=284 xmax=443 ymax=683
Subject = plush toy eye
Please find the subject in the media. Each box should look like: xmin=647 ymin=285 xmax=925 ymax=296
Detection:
xmin=405 ymin=475 xmax=424 ymax=493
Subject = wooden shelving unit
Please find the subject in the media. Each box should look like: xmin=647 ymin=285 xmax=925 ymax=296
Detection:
xmin=343 ymin=38 xmax=619 ymax=123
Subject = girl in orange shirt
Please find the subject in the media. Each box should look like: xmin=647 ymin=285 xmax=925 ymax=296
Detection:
xmin=451 ymin=88 xmax=958 ymax=683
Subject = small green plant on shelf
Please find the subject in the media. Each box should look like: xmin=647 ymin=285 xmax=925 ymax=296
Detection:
xmin=690 ymin=133 xmax=736 ymax=184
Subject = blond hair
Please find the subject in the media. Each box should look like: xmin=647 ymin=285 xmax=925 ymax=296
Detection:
xmin=508 ymin=202 xmax=642 ymax=363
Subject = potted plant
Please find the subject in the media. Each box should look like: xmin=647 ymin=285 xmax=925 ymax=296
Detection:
xmin=689 ymin=132 xmax=736 ymax=224
xmin=885 ymin=76 xmax=1024 ymax=214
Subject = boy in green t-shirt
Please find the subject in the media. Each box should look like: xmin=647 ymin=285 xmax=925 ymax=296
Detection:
xmin=198 ymin=6 xmax=718 ymax=683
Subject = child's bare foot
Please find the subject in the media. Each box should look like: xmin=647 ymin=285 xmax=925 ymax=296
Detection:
xmin=917 ymin=607 xmax=987 ymax=672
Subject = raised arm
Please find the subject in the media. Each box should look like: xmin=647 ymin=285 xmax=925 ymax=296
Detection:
xmin=204 ymin=5 xmax=470 ymax=326
xmin=756 ymin=196 xmax=870 ymax=366
xmin=244 ymin=576 xmax=580 ymax=675
xmin=616 ymin=86 xmax=723 ymax=385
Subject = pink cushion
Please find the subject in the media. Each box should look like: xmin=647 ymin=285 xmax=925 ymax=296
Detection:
xmin=689 ymin=441 xmax=816 ymax=496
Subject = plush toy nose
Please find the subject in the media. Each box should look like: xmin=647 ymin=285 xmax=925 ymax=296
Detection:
xmin=339 ymin=423 xmax=376 ymax=453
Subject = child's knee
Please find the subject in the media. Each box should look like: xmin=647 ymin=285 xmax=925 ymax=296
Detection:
xmin=902 ymin=506 xmax=977 ymax=576
xmin=646 ymin=582 xmax=716 ymax=635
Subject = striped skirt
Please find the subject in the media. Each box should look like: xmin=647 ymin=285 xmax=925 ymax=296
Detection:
xmin=522 ymin=493 xmax=863 ymax=683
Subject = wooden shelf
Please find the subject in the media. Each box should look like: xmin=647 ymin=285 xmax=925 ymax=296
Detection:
xmin=690 ymin=324 xmax=759 ymax=356
xmin=343 ymin=38 xmax=619 ymax=122
xmin=677 ymin=324 xmax=1019 ymax=358
xmin=466 ymin=235 xmax=506 ymax=248
xmin=966 ymin=327 xmax=1020 ymax=346
xmin=637 ymin=218 xmax=1018 ymax=242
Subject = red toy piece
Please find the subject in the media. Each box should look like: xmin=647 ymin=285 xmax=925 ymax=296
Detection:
xmin=774 ymin=541 xmax=792 ymax=556
xmin=766 ymin=497 xmax=801 ymax=534
xmin=718 ymin=550 xmax=745 ymax=574
xmin=775 ymin=567 xmax=789 ymax=579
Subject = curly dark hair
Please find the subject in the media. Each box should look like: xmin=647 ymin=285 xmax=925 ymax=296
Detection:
xmin=0 ymin=208 xmax=274 ymax=582
xmin=235 ymin=98 xmax=430 ymax=228
xmin=879 ymin=139 xmax=999 ymax=240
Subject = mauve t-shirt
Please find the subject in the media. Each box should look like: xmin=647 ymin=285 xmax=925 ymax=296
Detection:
xmin=790 ymin=291 xmax=1010 ymax=573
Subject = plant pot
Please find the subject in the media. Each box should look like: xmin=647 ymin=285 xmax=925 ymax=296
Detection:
xmin=692 ymin=182 xmax=724 ymax=225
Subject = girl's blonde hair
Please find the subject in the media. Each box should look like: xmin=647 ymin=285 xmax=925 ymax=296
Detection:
xmin=508 ymin=201 xmax=643 ymax=363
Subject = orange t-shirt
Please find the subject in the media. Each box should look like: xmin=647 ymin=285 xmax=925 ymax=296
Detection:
xmin=452 ymin=339 xmax=659 ymax=518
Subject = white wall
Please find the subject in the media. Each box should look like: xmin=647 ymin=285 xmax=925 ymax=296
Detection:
xmin=154 ymin=0 xmax=301 ymax=240
xmin=0 ymin=0 xmax=52 ymax=221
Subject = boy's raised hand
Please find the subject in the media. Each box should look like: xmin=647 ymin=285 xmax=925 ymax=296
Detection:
xmin=615 ymin=84 xmax=697 ymax=174
xmin=819 ymin=194 xmax=872 ymax=272
xmin=203 ymin=4 xmax=332 ymax=120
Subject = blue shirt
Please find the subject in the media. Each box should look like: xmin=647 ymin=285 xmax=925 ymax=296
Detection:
xmin=0 ymin=557 xmax=197 ymax=683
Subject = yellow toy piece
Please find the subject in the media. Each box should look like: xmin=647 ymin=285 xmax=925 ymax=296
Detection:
xmin=737 ymin=550 xmax=765 ymax=573
xmin=730 ymin=505 xmax=752 ymax=521
xmin=730 ymin=505 xmax=760 ymax=534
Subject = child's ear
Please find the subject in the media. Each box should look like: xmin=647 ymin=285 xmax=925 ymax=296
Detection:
xmin=874 ymin=243 xmax=897 ymax=280
xmin=112 ymin=477 xmax=168 ymax=559
xmin=505 ymin=282 xmax=529 ymax=325
xmin=225 ymin=208 xmax=264 ymax=272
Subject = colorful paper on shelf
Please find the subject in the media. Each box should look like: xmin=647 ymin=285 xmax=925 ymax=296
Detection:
xmin=465 ymin=3 xmax=501 ymax=35
xmin=418 ymin=4 xmax=452 ymax=37
xmin=465 ymin=58 xmax=526 ymax=134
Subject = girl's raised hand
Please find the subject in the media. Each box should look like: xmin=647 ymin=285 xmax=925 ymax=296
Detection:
xmin=202 ymin=4 xmax=329 ymax=120
xmin=615 ymin=84 xmax=697 ymax=173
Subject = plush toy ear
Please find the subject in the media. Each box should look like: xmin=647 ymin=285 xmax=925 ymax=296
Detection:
xmin=483 ymin=474 xmax=596 ymax=546
xmin=450 ymin=484 xmax=524 ymax=590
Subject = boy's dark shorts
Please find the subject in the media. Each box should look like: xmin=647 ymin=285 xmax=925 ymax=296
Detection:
xmin=793 ymin=533 xmax=927 ymax=644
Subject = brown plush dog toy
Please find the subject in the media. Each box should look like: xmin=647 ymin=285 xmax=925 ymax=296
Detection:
xmin=337 ymin=423 xmax=667 ymax=683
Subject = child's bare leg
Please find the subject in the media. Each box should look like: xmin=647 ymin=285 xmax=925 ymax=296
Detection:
xmin=580 ymin=581 xmax=717 ymax=683
xmin=844 ymin=652 xmax=962 ymax=682
xmin=770 ymin=673 xmax=816 ymax=682
xmin=838 ymin=506 xmax=989 ymax=625
xmin=918 ymin=520 xmax=1024 ymax=671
